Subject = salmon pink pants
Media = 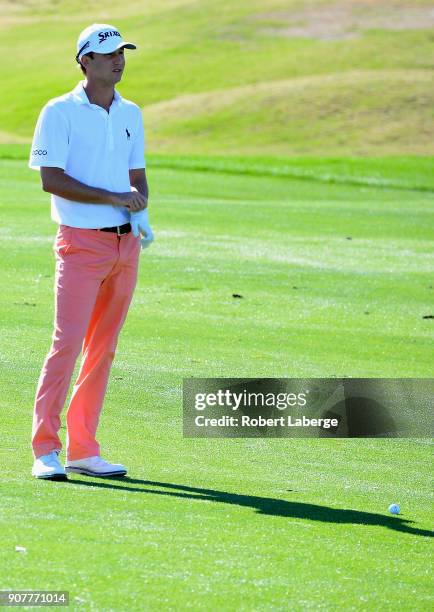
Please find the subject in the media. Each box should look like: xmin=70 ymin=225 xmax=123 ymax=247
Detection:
xmin=32 ymin=225 xmax=140 ymax=461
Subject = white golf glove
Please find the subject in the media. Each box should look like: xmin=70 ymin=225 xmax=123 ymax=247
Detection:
xmin=130 ymin=208 xmax=154 ymax=250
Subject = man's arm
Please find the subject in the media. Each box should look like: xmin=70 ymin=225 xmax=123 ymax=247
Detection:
xmin=128 ymin=168 xmax=154 ymax=247
xmin=129 ymin=168 xmax=148 ymax=207
xmin=40 ymin=167 xmax=147 ymax=212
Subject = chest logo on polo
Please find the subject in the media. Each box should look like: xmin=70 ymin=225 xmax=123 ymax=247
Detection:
xmin=126 ymin=128 xmax=131 ymax=140
xmin=98 ymin=30 xmax=121 ymax=44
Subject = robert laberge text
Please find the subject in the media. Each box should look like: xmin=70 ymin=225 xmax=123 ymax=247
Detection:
xmin=195 ymin=415 xmax=339 ymax=429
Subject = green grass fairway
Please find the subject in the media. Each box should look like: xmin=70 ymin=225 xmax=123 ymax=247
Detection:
xmin=0 ymin=150 xmax=433 ymax=609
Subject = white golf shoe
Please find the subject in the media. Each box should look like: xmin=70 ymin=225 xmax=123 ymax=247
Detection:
xmin=65 ymin=456 xmax=127 ymax=477
xmin=32 ymin=450 xmax=67 ymax=480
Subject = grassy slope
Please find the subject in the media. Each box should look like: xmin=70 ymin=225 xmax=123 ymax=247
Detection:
xmin=1 ymin=0 xmax=433 ymax=155
xmin=0 ymin=156 xmax=433 ymax=609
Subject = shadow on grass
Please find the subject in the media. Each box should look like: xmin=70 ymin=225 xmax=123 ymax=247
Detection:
xmin=66 ymin=477 xmax=433 ymax=538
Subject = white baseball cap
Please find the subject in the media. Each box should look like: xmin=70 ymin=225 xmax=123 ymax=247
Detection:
xmin=76 ymin=23 xmax=136 ymax=63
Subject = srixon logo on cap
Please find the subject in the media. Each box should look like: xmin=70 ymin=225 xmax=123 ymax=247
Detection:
xmin=98 ymin=30 xmax=121 ymax=44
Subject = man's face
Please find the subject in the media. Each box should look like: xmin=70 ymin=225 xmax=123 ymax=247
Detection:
xmin=84 ymin=48 xmax=125 ymax=84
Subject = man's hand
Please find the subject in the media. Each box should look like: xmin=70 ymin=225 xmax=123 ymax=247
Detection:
xmin=38 ymin=168 xmax=150 ymax=211
xmin=130 ymin=208 xmax=154 ymax=249
xmin=112 ymin=191 xmax=148 ymax=212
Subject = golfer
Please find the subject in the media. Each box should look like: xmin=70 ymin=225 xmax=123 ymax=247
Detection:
xmin=29 ymin=24 xmax=153 ymax=480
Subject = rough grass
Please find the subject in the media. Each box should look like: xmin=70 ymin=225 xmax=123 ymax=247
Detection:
xmin=252 ymin=0 xmax=434 ymax=40
xmin=1 ymin=0 xmax=433 ymax=155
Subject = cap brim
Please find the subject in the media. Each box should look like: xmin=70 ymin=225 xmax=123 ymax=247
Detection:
xmin=101 ymin=41 xmax=137 ymax=53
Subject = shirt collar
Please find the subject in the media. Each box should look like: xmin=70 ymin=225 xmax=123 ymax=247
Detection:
xmin=72 ymin=81 xmax=122 ymax=108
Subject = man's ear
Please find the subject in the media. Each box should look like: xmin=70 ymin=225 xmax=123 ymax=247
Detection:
xmin=81 ymin=53 xmax=93 ymax=70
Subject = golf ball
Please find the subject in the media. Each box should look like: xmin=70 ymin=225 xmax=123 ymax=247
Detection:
xmin=388 ymin=503 xmax=400 ymax=515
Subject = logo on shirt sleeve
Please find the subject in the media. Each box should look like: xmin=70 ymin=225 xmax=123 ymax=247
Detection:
xmin=32 ymin=149 xmax=48 ymax=155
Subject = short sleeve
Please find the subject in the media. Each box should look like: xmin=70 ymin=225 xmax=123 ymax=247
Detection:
xmin=28 ymin=104 xmax=69 ymax=171
xmin=129 ymin=109 xmax=146 ymax=169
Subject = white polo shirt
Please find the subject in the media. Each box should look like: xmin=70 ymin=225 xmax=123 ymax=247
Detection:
xmin=29 ymin=81 xmax=146 ymax=228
